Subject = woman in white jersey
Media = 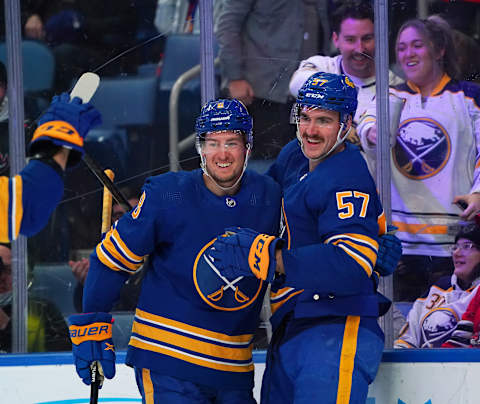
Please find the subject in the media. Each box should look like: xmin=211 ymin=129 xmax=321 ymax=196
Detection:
xmin=358 ymin=16 xmax=480 ymax=302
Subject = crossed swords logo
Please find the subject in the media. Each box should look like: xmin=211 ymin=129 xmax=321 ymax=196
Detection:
xmin=396 ymin=133 xmax=446 ymax=176
xmin=203 ymin=253 xmax=249 ymax=303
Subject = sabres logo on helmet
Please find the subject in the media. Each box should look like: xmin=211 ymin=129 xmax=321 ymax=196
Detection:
xmin=193 ymin=238 xmax=264 ymax=311
xmin=216 ymin=101 xmax=225 ymax=109
xmin=344 ymin=76 xmax=355 ymax=88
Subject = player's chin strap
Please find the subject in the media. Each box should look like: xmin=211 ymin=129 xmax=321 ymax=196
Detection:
xmin=296 ymin=121 xmax=352 ymax=163
xmin=200 ymin=144 xmax=252 ymax=193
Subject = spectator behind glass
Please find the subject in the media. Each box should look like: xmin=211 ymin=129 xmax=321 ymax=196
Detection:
xmin=216 ymin=0 xmax=331 ymax=160
xmin=0 ymin=244 xmax=71 ymax=352
xmin=70 ymin=193 xmax=141 ymax=313
xmin=21 ymin=1 xmax=138 ymax=92
xmin=357 ymin=16 xmax=480 ymax=301
xmin=289 ymin=0 xmax=403 ymax=147
xmin=395 ymin=224 xmax=480 ymax=348
xmin=0 ymin=61 xmax=9 ymax=177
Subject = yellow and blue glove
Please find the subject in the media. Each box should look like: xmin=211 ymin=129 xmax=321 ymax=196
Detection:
xmin=29 ymin=93 xmax=102 ymax=167
xmin=68 ymin=312 xmax=115 ymax=386
xmin=209 ymin=227 xmax=283 ymax=283
xmin=375 ymin=226 xmax=402 ymax=276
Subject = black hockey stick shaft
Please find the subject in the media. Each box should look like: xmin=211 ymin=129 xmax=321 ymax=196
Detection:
xmin=83 ymin=154 xmax=134 ymax=210
xmin=90 ymin=361 xmax=101 ymax=404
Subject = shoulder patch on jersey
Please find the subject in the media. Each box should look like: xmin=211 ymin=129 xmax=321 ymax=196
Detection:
xmin=193 ymin=238 xmax=264 ymax=311
xmin=393 ymin=118 xmax=451 ymax=180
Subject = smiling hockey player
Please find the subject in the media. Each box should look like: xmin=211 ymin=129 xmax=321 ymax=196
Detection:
xmin=68 ymin=98 xmax=281 ymax=403
xmin=210 ymin=72 xmax=399 ymax=403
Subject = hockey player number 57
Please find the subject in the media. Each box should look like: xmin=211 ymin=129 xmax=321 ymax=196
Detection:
xmin=336 ymin=191 xmax=370 ymax=219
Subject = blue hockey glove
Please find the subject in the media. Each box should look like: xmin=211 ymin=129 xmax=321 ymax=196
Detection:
xmin=68 ymin=312 xmax=115 ymax=386
xmin=29 ymin=93 xmax=102 ymax=167
xmin=375 ymin=227 xmax=402 ymax=276
xmin=209 ymin=227 xmax=283 ymax=283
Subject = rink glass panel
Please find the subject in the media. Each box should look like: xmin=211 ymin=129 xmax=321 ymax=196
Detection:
xmin=3 ymin=0 xmax=479 ymax=354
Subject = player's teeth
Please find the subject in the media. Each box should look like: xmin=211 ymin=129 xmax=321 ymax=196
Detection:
xmin=218 ymin=163 xmax=231 ymax=167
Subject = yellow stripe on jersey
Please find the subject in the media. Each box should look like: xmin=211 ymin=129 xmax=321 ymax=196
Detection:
xmin=0 ymin=176 xmax=9 ymax=242
xmin=132 ymin=320 xmax=252 ymax=361
xmin=326 ymin=233 xmax=378 ymax=277
xmin=142 ymin=369 xmax=154 ymax=404
xmin=334 ymin=239 xmax=377 ymax=267
xmin=281 ymin=199 xmax=292 ymax=250
xmin=12 ymin=175 xmax=23 ymax=241
xmin=270 ymin=287 xmax=304 ymax=315
xmin=96 ymin=227 xmax=144 ymax=272
xmin=135 ymin=308 xmax=253 ymax=344
xmin=336 ymin=244 xmax=373 ymax=277
xmin=0 ymin=175 xmax=23 ymax=242
xmin=129 ymin=337 xmax=254 ymax=373
xmin=336 ymin=315 xmax=360 ymax=404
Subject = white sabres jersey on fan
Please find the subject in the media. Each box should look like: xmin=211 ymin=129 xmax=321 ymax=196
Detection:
xmin=288 ymin=54 xmax=403 ymax=125
xmin=395 ymin=275 xmax=480 ymax=348
xmin=359 ymin=75 xmax=480 ymax=256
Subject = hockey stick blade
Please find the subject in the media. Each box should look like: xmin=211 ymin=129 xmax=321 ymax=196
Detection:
xmin=71 ymin=72 xmax=100 ymax=102
xmin=68 ymin=72 xmax=133 ymax=211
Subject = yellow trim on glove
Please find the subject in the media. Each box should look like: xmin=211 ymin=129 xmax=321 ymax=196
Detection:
xmin=69 ymin=322 xmax=113 ymax=345
xmin=248 ymin=233 xmax=276 ymax=280
xmin=32 ymin=120 xmax=83 ymax=148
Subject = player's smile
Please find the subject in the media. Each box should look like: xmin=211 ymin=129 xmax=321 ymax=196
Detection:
xmin=298 ymin=107 xmax=343 ymax=161
xmin=202 ymin=131 xmax=247 ymax=189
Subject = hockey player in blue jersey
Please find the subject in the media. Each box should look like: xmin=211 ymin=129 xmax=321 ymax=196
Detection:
xmin=68 ymin=98 xmax=282 ymax=403
xmin=0 ymin=93 xmax=101 ymax=242
xmin=210 ymin=72 xmax=397 ymax=403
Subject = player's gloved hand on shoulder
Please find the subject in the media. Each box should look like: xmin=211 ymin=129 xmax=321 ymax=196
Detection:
xmin=208 ymin=227 xmax=283 ymax=283
xmin=29 ymin=93 xmax=102 ymax=167
xmin=375 ymin=226 xmax=402 ymax=276
xmin=68 ymin=312 xmax=115 ymax=386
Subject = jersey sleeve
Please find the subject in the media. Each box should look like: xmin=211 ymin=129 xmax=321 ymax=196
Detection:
xmin=281 ymin=180 xmax=383 ymax=295
xmin=83 ymin=177 xmax=168 ymax=312
xmin=394 ymin=298 xmax=425 ymax=348
xmin=467 ymin=85 xmax=480 ymax=194
xmin=0 ymin=159 xmax=64 ymax=242
xmin=288 ymin=56 xmax=334 ymax=97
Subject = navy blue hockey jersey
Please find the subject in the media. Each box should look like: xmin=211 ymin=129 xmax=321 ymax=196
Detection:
xmin=84 ymin=168 xmax=281 ymax=390
xmin=267 ymin=140 xmax=386 ymax=330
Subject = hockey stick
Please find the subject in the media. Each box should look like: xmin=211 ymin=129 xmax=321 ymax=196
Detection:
xmin=70 ymin=72 xmax=133 ymax=211
xmin=89 ymin=168 xmax=115 ymax=403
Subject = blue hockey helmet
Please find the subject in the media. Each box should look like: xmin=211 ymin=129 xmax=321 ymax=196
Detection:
xmin=195 ymin=98 xmax=253 ymax=151
xmin=195 ymin=98 xmax=253 ymax=191
xmin=295 ymin=72 xmax=358 ymax=124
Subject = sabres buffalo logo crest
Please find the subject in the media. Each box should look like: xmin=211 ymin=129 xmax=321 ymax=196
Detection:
xmin=421 ymin=308 xmax=458 ymax=347
xmin=393 ymin=118 xmax=451 ymax=180
xmin=193 ymin=238 xmax=263 ymax=311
